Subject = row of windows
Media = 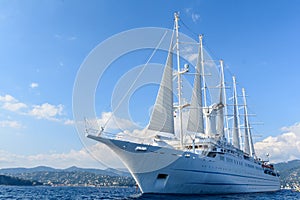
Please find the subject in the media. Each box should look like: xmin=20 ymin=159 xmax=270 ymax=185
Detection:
xmin=219 ymin=155 xmax=260 ymax=170
xmin=245 ymin=163 xmax=255 ymax=168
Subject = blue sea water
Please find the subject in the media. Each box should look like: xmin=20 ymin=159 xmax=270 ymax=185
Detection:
xmin=0 ymin=186 xmax=299 ymax=200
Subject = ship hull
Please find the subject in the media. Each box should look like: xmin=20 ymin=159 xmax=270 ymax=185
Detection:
xmin=88 ymin=135 xmax=280 ymax=194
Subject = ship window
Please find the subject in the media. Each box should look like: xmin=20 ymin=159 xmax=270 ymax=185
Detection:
xmin=157 ymin=174 xmax=168 ymax=179
xmin=207 ymin=152 xmax=216 ymax=158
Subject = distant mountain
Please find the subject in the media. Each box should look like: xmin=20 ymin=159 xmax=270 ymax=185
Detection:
xmin=105 ymin=168 xmax=131 ymax=177
xmin=0 ymin=166 xmax=57 ymax=174
xmin=0 ymin=166 xmax=134 ymax=187
xmin=0 ymin=166 xmax=130 ymax=177
xmin=62 ymin=166 xmax=131 ymax=177
xmin=63 ymin=166 xmax=117 ymax=176
xmin=275 ymin=160 xmax=300 ymax=189
xmin=275 ymin=160 xmax=300 ymax=174
xmin=0 ymin=175 xmax=42 ymax=186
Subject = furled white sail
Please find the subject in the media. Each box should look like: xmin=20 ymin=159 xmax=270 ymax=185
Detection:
xmin=148 ymin=50 xmax=174 ymax=134
xmin=216 ymin=103 xmax=225 ymax=137
xmin=250 ymin=131 xmax=255 ymax=157
xmin=243 ymin=109 xmax=251 ymax=155
xmin=187 ymin=43 xmax=204 ymax=134
xmin=242 ymin=88 xmax=251 ymax=155
xmin=242 ymin=88 xmax=256 ymax=157
xmin=205 ymin=107 xmax=217 ymax=137
xmin=216 ymin=64 xmax=225 ymax=138
xmin=232 ymin=76 xmax=241 ymax=149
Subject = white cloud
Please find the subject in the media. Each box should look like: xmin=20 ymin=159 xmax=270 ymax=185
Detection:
xmin=187 ymin=53 xmax=198 ymax=63
xmin=29 ymin=103 xmax=63 ymax=120
xmin=254 ymin=122 xmax=300 ymax=163
xmin=0 ymin=111 xmax=193 ymax=169
xmin=30 ymin=82 xmax=39 ymax=88
xmin=0 ymin=120 xmax=23 ymax=129
xmin=96 ymin=112 xmax=136 ymax=131
xmin=0 ymin=94 xmax=69 ymax=123
xmin=0 ymin=94 xmax=16 ymax=102
xmin=64 ymin=119 xmax=75 ymax=125
xmin=191 ymin=13 xmax=200 ymax=23
xmin=0 ymin=94 xmax=27 ymax=112
xmin=2 ymin=102 xmax=27 ymax=112
xmin=181 ymin=46 xmax=198 ymax=63
xmin=25 ymin=148 xmax=102 ymax=168
xmin=0 ymin=143 xmax=124 ymax=169
xmin=185 ymin=8 xmax=201 ymax=23
xmin=185 ymin=8 xmax=192 ymax=14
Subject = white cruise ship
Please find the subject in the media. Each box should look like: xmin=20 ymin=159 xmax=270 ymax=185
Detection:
xmin=87 ymin=13 xmax=280 ymax=194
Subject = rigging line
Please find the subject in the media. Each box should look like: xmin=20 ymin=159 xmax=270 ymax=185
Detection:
xmin=180 ymin=17 xmax=235 ymax=88
xmin=102 ymin=29 xmax=174 ymax=128
xmin=179 ymin=19 xmax=199 ymax=39
xmin=203 ymin=43 xmax=223 ymax=65
xmin=203 ymin=42 xmax=236 ymax=84
xmin=180 ymin=17 xmax=226 ymax=74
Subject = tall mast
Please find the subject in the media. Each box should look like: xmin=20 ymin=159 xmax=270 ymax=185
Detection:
xmin=174 ymin=12 xmax=184 ymax=148
xmin=242 ymin=88 xmax=251 ymax=155
xmin=200 ymin=35 xmax=207 ymax=109
xmin=220 ymin=60 xmax=230 ymax=140
xmin=199 ymin=35 xmax=210 ymax=135
xmin=186 ymin=34 xmax=205 ymax=135
xmin=217 ymin=60 xmax=228 ymax=138
xmin=242 ymin=88 xmax=255 ymax=157
xmin=232 ymin=76 xmax=241 ymax=149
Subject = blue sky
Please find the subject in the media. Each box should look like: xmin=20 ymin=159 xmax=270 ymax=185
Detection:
xmin=0 ymin=0 xmax=300 ymax=168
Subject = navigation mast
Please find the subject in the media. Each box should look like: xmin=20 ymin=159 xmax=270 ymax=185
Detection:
xmin=220 ymin=60 xmax=230 ymax=141
xmin=174 ymin=12 xmax=184 ymax=148
xmin=242 ymin=88 xmax=256 ymax=157
xmin=232 ymin=76 xmax=241 ymax=149
xmin=199 ymin=35 xmax=210 ymax=136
